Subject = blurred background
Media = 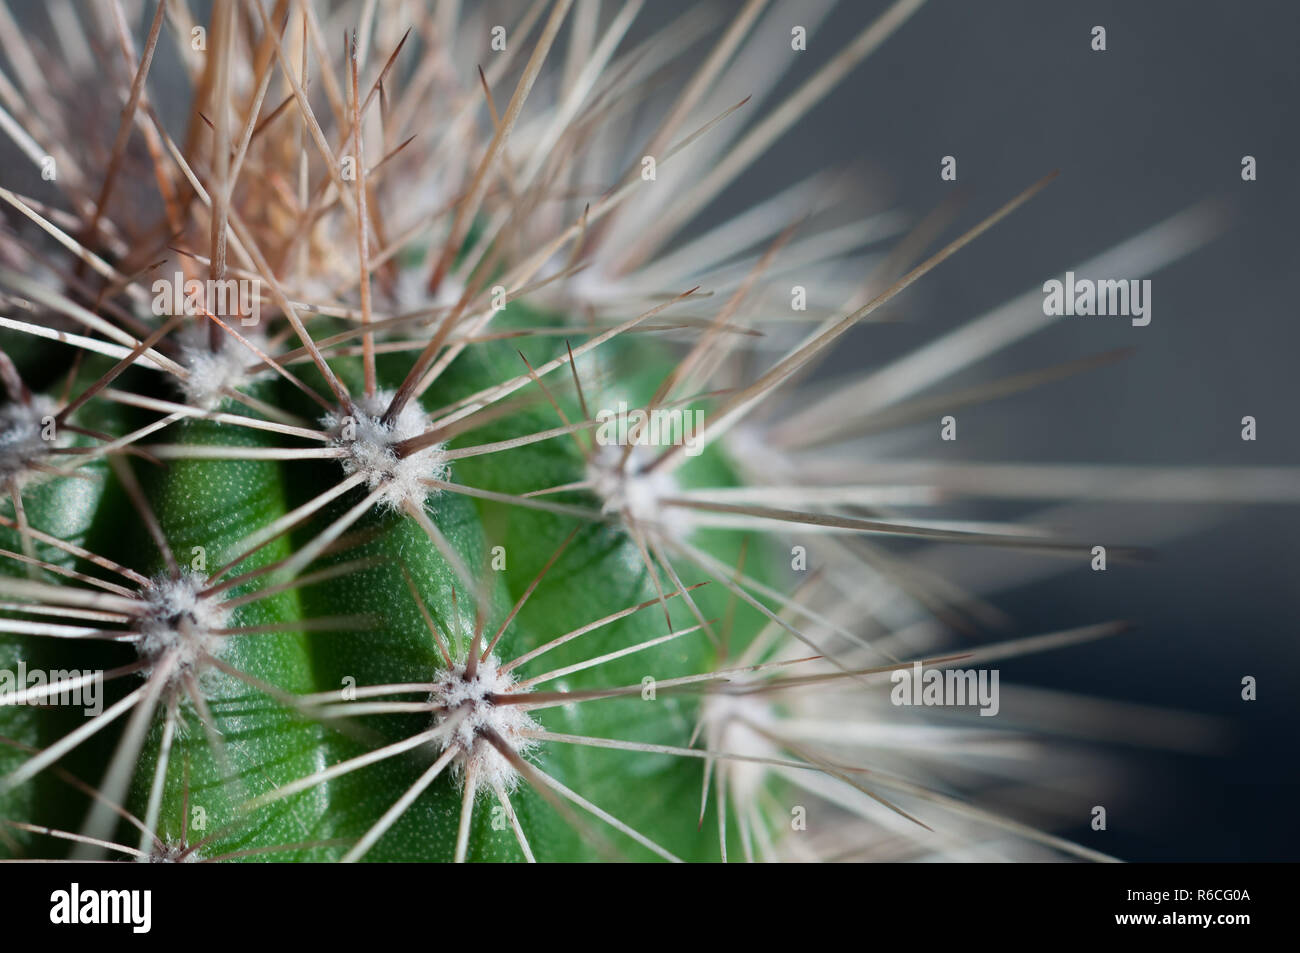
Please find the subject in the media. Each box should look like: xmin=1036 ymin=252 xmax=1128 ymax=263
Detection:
xmin=659 ymin=0 xmax=1299 ymax=861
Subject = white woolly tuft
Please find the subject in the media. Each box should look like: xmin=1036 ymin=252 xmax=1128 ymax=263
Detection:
xmin=395 ymin=267 xmax=465 ymax=314
xmin=430 ymin=654 xmax=539 ymax=792
xmin=324 ymin=390 xmax=448 ymax=512
xmin=0 ymin=394 xmax=60 ymax=488
xmin=701 ymin=685 xmax=780 ymax=806
xmin=136 ymin=573 xmax=229 ymax=688
xmin=176 ymin=322 xmax=267 ymax=409
xmin=587 ymin=443 xmax=691 ymax=539
xmin=144 ymin=842 xmax=201 ymax=863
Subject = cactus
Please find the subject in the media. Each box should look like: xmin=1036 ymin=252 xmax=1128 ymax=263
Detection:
xmin=0 ymin=1 xmax=1287 ymax=864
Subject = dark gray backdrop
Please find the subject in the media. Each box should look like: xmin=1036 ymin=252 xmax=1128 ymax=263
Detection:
xmin=685 ymin=0 xmax=1298 ymax=861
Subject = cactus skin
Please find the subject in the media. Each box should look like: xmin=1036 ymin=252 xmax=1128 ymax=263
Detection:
xmin=0 ymin=0 xmax=936 ymax=864
xmin=123 ymin=385 xmax=335 ymax=861
xmin=0 ymin=303 xmax=771 ymax=862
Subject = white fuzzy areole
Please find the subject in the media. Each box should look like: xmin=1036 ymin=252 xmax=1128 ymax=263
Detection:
xmin=395 ymin=267 xmax=465 ymax=314
xmin=176 ymin=323 xmax=268 ymax=410
xmin=586 ymin=443 xmax=691 ymax=539
xmin=136 ymin=573 xmax=229 ymax=688
xmin=430 ymin=654 xmax=538 ymax=792
xmin=701 ymin=685 xmax=780 ymax=806
xmin=0 ymin=394 xmax=60 ymax=488
xmin=143 ymin=842 xmax=200 ymax=863
xmin=324 ymin=390 xmax=448 ymax=512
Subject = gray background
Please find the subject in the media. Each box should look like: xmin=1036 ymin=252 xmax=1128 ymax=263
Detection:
xmin=697 ymin=0 xmax=1299 ymax=861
